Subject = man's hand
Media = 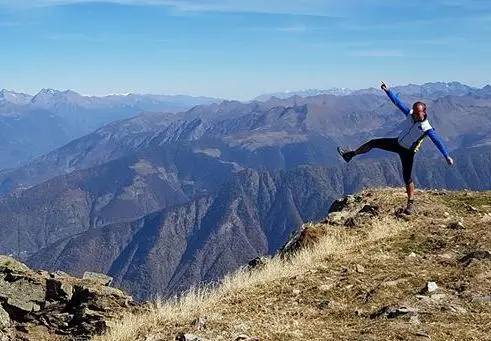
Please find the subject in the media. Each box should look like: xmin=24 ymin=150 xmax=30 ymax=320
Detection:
xmin=446 ymin=156 xmax=454 ymax=166
xmin=381 ymin=81 xmax=389 ymax=92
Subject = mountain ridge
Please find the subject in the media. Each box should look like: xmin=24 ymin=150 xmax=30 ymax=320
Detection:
xmin=21 ymin=144 xmax=491 ymax=300
xmin=2 ymin=85 xmax=491 ymax=195
xmin=253 ymin=81 xmax=488 ymax=101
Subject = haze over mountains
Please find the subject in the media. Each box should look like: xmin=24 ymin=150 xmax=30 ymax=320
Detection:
xmin=0 ymin=81 xmax=490 ymax=300
xmin=255 ymin=81 xmax=491 ymax=101
xmin=0 ymin=88 xmax=221 ymax=169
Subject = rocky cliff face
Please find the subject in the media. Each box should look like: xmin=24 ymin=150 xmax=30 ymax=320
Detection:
xmin=0 ymin=256 xmax=143 ymax=341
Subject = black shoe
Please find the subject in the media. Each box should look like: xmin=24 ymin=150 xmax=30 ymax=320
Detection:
xmin=337 ymin=147 xmax=354 ymax=163
xmin=404 ymin=201 xmax=415 ymax=215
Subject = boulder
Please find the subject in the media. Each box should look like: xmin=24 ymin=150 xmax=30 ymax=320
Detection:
xmin=175 ymin=332 xmax=210 ymax=341
xmin=459 ymin=250 xmax=491 ymax=266
xmin=82 ymin=272 xmax=113 ymax=286
xmin=247 ymin=256 xmax=269 ymax=270
xmin=0 ymin=256 xmax=142 ymax=340
xmin=0 ymin=305 xmax=10 ymax=329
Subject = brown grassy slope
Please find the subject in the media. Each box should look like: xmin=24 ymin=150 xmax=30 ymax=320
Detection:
xmin=95 ymin=188 xmax=491 ymax=341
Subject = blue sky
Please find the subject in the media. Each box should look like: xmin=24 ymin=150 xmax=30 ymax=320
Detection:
xmin=0 ymin=0 xmax=490 ymax=100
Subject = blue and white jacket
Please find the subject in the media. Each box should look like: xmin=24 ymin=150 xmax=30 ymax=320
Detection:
xmin=385 ymin=89 xmax=450 ymax=158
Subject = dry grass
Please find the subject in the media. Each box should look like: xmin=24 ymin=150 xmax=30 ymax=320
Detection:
xmin=94 ymin=188 xmax=491 ymax=341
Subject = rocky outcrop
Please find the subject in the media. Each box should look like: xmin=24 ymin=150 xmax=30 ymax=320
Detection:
xmin=279 ymin=192 xmax=381 ymax=256
xmin=0 ymin=256 xmax=143 ymax=340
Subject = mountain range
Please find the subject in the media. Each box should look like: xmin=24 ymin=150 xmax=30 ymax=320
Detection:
xmin=0 ymin=88 xmax=221 ymax=169
xmin=255 ymin=81 xmax=491 ymax=101
xmin=0 ymin=81 xmax=490 ymax=300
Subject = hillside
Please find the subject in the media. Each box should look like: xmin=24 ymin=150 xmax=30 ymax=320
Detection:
xmin=94 ymin=188 xmax=491 ymax=341
xmin=2 ymin=146 xmax=489 ymax=300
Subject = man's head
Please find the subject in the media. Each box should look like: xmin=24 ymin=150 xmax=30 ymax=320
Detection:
xmin=412 ymin=101 xmax=427 ymax=121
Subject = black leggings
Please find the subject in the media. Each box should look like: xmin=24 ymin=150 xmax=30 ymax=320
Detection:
xmin=365 ymin=138 xmax=415 ymax=185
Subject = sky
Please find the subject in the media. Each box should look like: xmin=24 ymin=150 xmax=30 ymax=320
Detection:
xmin=0 ymin=0 xmax=490 ymax=100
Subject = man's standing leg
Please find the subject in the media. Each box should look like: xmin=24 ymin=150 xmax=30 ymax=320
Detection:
xmin=400 ymin=151 xmax=416 ymax=214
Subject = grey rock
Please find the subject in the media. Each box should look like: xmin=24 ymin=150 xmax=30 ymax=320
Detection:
xmin=247 ymin=256 xmax=269 ymax=270
xmin=415 ymin=331 xmax=430 ymax=338
xmin=447 ymin=221 xmax=465 ymax=230
xmin=370 ymin=306 xmax=418 ymax=319
xmin=6 ymin=297 xmax=40 ymax=313
xmin=426 ymin=281 xmax=439 ymax=293
xmin=234 ymin=335 xmax=260 ymax=341
xmin=316 ymin=300 xmax=331 ymax=309
xmin=49 ymin=271 xmax=71 ymax=279
xmin=192 ymin=316 xmax=207 ymax=331
xmin=175 ymin=332 xmax=210 ymax=341
xmin=471 ymin=295 xmax=491 ymax=303
xmin=0 ymin=305 xmax=10 ymax=329
xmin=46 ymin=279 xmax=74 ymax=301
xmin=356 ymin=264 xmax=366 ymax=273
xmin=459 ymin=250 xmax=491 ymax=266
xmin=328 ymin=195 xmax=361 ymax=213
xmin=358 ymin=204 xmax=380 ymax=217
xmin=318 ymin=283 xmax=334 ymax=292
xmin=0 ymin=332 xmax=11 ymax=341
xmin=82 ymin=272 xmax=113 ymax=286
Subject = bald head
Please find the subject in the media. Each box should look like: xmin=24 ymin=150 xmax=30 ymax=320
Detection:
xmin=412 ymin=101 xmax=427 ymax=121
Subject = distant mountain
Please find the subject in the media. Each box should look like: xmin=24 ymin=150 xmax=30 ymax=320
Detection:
xmin=254 ymin=88 xmax=353 ymax=101
xmin=25 ymin=145 xmax=491 ymax=300
xmin=1 ymin=87 xmax=491 ymax=195
xmin=391 ymin=81 xmax=476 ymax=98
xmin=0 ymin=93 xmax=398 ymax=193
xmin=256 ymin=82 xmax=486 ymax=101
xmin=0 ymin=146 xmax=237 ymax=260
xmin=0 ymin=88 xmax=222 ymax=169
xmin=28 ymin=88 xmax=221 ymax=113
xmin=0 ymin=89 xmax=32 ymax=105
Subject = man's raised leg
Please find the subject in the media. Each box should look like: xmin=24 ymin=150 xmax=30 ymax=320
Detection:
xmin=338 ymin=138 xmax=399 ymax=163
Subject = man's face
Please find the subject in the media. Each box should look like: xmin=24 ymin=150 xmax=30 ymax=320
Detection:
xmin=412 ymin=103 xmax=426 ymax=121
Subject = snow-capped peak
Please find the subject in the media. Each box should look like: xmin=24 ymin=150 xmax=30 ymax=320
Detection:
xmin=0 ymin=89 xmax=33 ymax=104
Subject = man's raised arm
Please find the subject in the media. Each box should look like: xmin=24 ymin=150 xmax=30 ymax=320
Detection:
xmin=381 ymin=81 xmax=411 ymax=116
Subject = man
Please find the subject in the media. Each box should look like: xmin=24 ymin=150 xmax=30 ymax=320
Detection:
xmin=337 ymin=81 xmax=454 ymax=214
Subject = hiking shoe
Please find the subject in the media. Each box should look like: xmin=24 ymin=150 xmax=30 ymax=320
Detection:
xmin=337 ymin=147 xmax=355 ymax=163
xmin=404 ymin=201 xmax=415 ymax=215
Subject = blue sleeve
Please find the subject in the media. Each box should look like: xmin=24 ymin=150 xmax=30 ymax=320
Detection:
xmin=385 ymin=89 xmax=411 ymax=116
xmin=427 ymin=129 xmax=450 ymax=159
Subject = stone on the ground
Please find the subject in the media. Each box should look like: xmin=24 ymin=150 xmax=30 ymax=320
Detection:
xmin=82 ymin=271 xmax=113 ymax=286
xmin=175 ymin=332 xmax=210 ymax=341
xmin=356 ymin=264 xmax=366 ymax=273
xmin=234 ymin=335 xmax=260 ymax=341
xmin=0 ymin=305 xmax=10 ymax=329
xmin=370 ymin=306 xmax=418 ymax=319
xmin=247 ymin=256 xmax=269 ymax=270
xmin=426 ymin=281 xmax=439 ymax=293
xmin=318 ymin=283 xmax=334 ymax=292
xmin=459 ymin=250 xmax=491 ymax=265
xmin=192 ymin=316 xmax=207 ymax=331
xmin=447 ymin=221 xmax=465 ymax=230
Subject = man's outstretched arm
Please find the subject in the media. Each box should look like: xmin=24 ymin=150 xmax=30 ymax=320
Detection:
xmin=427 ymin=129 xmax=454 ymax=165
xmin=381 ymin=81 xmax=411 ymax=116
